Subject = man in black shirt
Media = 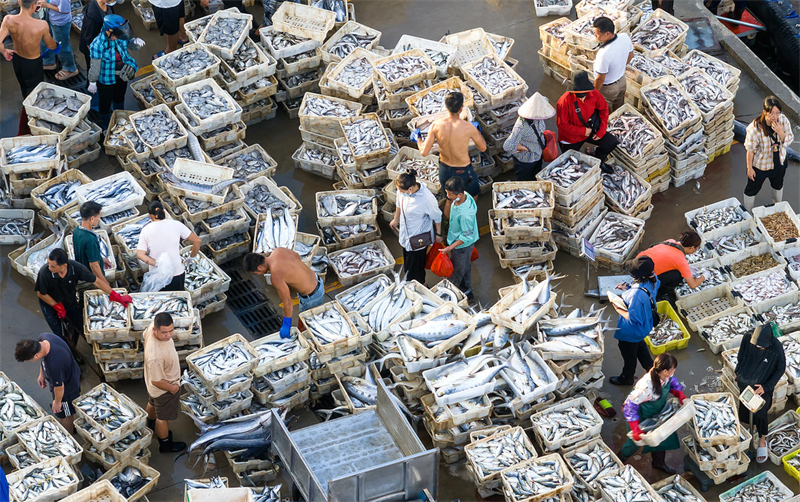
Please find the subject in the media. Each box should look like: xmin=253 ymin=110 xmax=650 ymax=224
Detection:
xmin=15 ymin=334 xmax=82 ymax=432
xmin=35 ymin=248 xmax=131 ymax=349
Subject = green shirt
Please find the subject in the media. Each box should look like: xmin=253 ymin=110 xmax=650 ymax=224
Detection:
xmin=72 ymin=226 xmax=102 ymax=272
xmin=447 ymin=194 xmax=479 ymax=249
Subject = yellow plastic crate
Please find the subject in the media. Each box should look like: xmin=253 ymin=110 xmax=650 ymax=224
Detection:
xmin=784 ymin=448 xmax=800 ymax=483
xmin=645 ymin=301 xmax=691 ymax=355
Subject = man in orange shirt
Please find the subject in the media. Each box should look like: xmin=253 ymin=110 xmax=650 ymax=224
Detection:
xmin=637 ymin=231 xmax=706 ymax=303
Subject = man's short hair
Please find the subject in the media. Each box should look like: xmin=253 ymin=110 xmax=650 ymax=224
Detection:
xmin=593 ymin=16 xmax=615 ymax=34
xmin=48 ymin=248 xmax=68 ymax=266
xmin=20 ymin=0 xmax=36 ymax=10
xmin=445 ymin=92 xmax=464 ymax=114
xmin=243 ymin=253 xmax=266 ymax=273
xmin=15 ymin=339 xmax=41 ymax=361
xmin=79 ymin=201 xmax=103 ymax=220
xmin=154 ymin=312 xmax=173 ymax=330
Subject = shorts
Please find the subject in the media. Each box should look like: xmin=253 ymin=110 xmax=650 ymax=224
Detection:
xmin=54 ymin=391 xmax=80 ymax=419
xmin=439 ymin=161 xmax=480 ymax=197
xmin=298 ymin=275 xmax=324 ymax=313
xmin=148 ymin=390 xmax=180 ymax=421
xmin=152 ymin=0 xmax=185 ymax=36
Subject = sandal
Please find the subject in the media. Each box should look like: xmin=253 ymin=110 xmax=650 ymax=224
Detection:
xmin=55 ymin=69 xmax=79 ymax=80
xmin=42 ymin=63 xmax=57 ymax=71
xmin=756 ymin=445 xmax=768 ymax=463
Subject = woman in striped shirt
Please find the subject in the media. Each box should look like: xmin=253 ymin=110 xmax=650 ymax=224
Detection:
xmin=743 ymin=95 xmax=794 ymax=210
xmin=503 ymin=93 xmax=555 ymax=181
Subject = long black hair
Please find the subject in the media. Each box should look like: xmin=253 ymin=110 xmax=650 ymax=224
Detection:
xmin=148 ymin=200 xmax=167 ymax=220
xmin=754 ymin=96 xmax=781 ymax=137
xmin=650 ymin=353 xmax=678 ymax=398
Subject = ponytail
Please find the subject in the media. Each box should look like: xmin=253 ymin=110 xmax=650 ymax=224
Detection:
xmin=650 ymin=353 xmax=678 ymax=398
xmin=397 ymin=169 xmax=418 ymax=191
xmin=148 ymin=200 xmax=166 ymax=220
xmin=679 ymin=231 xmax=701 ymax=248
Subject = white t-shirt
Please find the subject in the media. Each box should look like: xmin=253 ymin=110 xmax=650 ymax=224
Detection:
xmin=137 ymin=219 xmax=192 ymax=276
xmin=148 ymin=0 xmax=182 ymax=10
xmin=593 ymin=33 xmax=633 ymax=85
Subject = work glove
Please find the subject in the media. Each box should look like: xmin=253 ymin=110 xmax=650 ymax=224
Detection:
xmin=629 ymin=420 xmax=642 ymax=441
xmin=41 ymin=42 xmax=62 ymax=59
xmin=132 ymin=37 xmax=146 ymax=48
xmin=670 ymin=389 xmax=687 ymax=405
xmin=280 ymin=317 xmax=292 ymax=338
xmin=470 ymin=120 xmax=481 ymax=132
xmin=183 ymin=255 xmax=196 ymax=268
xmin=409 ymin=128 xmax=422 ymax=143
xmin=87 ymin=82 xmax=97 ymax=94
xmin=52 ymin=302 xmax=67 ymax=319
xmin=109 ymin=290 xmax=133 ymax=307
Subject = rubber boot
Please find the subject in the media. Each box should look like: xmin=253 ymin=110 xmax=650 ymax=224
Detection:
xmin=651 ymin=450 xmax=676 ymax=474
xmin=743 ymin=194 xmax=756 ymax=211
xmin=771 ymin=188 xmax=783 ymax=204
xmin=609 ymin=375 xmax=634 ymax=386
xmin=146 ymin=418 xmax=155 ymax=430
xmin=158 ymin=430 xmax=186 ymax=453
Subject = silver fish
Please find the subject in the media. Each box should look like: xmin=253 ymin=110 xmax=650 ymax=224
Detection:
xmin=598 ymin=465 xmax=659 ymax=502
xmin=652 ymin=51 xmax=692 ymax=76
xmin=607 ymin=111 xmax=660 ymax=159
xmin=222 ymin=149 xmax=276 ymax=179
xmin=328 ymin=30 xmax=377 ymax=59
xmin=342 ymin=117 xmax=388 ymax=156
xmin=9 ymin=461 xmax=77 ymax=500
xmin=31 ymin=87 xmax=85 ymax=118
xmin=375 ymin=54 xmax=431 ymax=84
xmin=631 ymin=16 xmax=685 ymax=50
xmin=86 ymin=292 xmax=128 ymax=330
xmin=332 ymin=56 xmax=373 ymax=89
xmin=642 ymin=82 xmax=699 ymax=130
xmin=155 ymin=45 xmax=217 ymax=80
xmin=590 ymin=213 xmax=643 ymax=253
xmin=685 ymin=52 xmax=735 ymax=89
xmin=679 ymin=71 xmax=730 ymax=113
xmin=467 ymin=427 xmax=535 ymax=477
xmin=721 ymin=474 xmax=789 ymax=502
xmin=735 ymin=271 xmax=797 ymax=304
xmin=465 ymin=55 xmax=521 ymax=97
xmin=200 ymin=16 xmax=247 ymax=50
xmin=693 ymin=395 xmax=738 ymax=440
xmin=629 ymin=54 xmax=669 ymax=79
xmin=495 ymin=188 xmax=550 ymax=210
xmin=531 ymin=400 xmax=602 ymax=444
xmin=539 ymin=154 xmax=594 ymax=189
xmin=318 ymin=192 xmax=375 ymax=218
xmin=181 ymin=84 xmax=232 ymax=120
xmin=657 ymin=480 xmax=702 ymax=502
xmin=302 ymin=95 xmax=358 ymax=118
xmin=191 ymin=342 xmax=253 ymax=379
xmin=676 ymin=267 xmax=726 ymax=296
xmin=254 ymin=208 xmax=296 ymax=253
xmin=329 ymin=241 xmax=391 ymax=278
xmin=691 ymin=205 xmax=747 ymax=233
xmin=133 ymin=110 xmax=184 ymax=147
xmin=130 ymin=294 xmax=191 ymax=321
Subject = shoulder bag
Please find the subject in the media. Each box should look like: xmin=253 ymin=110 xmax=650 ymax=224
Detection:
xmin=401 ymin=192 xmax=433 ymax=251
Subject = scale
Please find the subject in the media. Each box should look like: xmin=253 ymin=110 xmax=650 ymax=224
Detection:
xmin=739 ymin=386 xmax=765 ymax=413
xmin=581 ymin=238 xmax=633 ymax=300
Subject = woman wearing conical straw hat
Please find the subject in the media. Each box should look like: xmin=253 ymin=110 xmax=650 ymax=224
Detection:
xmin=502 ymin=92 xmax=555 ymax=181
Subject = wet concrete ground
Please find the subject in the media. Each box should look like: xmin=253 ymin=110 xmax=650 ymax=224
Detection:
xmin=2 ymin=0 xmax=800 ymax=500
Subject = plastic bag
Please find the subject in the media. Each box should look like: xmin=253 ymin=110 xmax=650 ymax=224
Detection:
xmin=431 ymin=252 xmax=453 ymax=277
xmin=141 ymin=253 xmax=174 ymax=292
xmin=541 ymin=130 xmax=559 ymax=162
xmin=425 ymin=242 xmax=444 ymax=269
xmin=471 ymin=246 xmax=479 ymax=262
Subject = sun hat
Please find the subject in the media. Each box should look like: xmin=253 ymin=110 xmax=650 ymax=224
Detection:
xmin=518 ymin=92 xmax=555 ymax=120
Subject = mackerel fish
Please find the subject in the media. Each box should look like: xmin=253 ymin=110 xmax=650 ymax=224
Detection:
xmin=762 ymin=303 xmax=800 ymax=330
xmin=465 ymin=55 xmax=522 ymax=97
xmin=191 ymin=341 xmax=253 ymax=379
xmin=658 ymin=480 xmax=702 ymax=502
xmin=8 ymin=446 xmax=36 ymax=469
xmin=253 ymin=334 xmax=304 ymax=367
xmin=103 ymin=361 xmax=143 ymax=372
xmin=499 ymin=343 xmax=555 ymax=399
xmin=328 ymin=30 xmax=378 ymax=60
xmin=710 ymin=230 xmax=759 ymax=255
xmin=590 ymin=213 xmax=643 ymax=254
xmin=685 ymin=52 xmax=735 ymax=89
xmin=31 ymin=87 xmax=85 ymax=118
xmin=302 ymin=95 xmax=358 ymax=119
xmin=329 ymin=241 xmax=391 ymax=278
xmin=691 ymin=205 xmax=746 ymax=233
xmin=74 ymin=385 xmax=137 ymax=432
xmin=652 ymin=51 xmax=691 ymax=76
xmin=70 ymin=207 xmax=136 ymax=227
xmin=81 ymin=176 xmax=140 ymax=207
xmin=254 ymin=208 xmax=296 ymax=253
xmin=130 ymin=294 xmax=191 ymax=322
xmin=503 ymin=457 xmax=567 ymax=500
xmin=4 ymin=144 xmax=57 ymax=165
xmin=735 ymin=271 xmax=797 ymax=304
xmin=676 ymin=267 xmax=726 ymax=296
xmin=467 ymin=428 xmax=535 ymax=477
xmin=318 ymin=192 xmax=376 ymax=218
xmin=631 ymin=16 xmax=685 ymax=50
xmin=300 ymin=144 xmax=338 ymax=167
xmin=539 ymin=154 xmax=594 ymax=188
xmin=186 ymin=477 xmax=226 ymax=490
xmin=628 ymin=54 xmax=669 ymax=79
xmin=601 ymin=163 xmax=648 ymax=211
xmin=720 ymin=475 xmax=789 ymax=502
xmin=693 ymin=395 xmax=738 ymax=440
xmin=183 ymin=251 xmax=225 ymax=291
xmin=396 ymin=156 xmax=438 ymax=184
xmin=431 ymin=280 xmax=463 ymax=304
xmin=204 ymin=209 xmax=246 ymax=229
xmin=251 ymin=486 xmax=282 ymax=502
xmin=639 ymin=398 xmax=680 ymax=433
xmin=498 ymin=277 xmax=554 ymax=326
xmin=569 ymin=478 xmax=595 ymax=502
xmin=155 ymin=45 xmax=217 ymax=80
xmin=319 ymin=223 xmax=376 ymax=245
xmin=17 ymin=417 xmax=81 ymax=461
xmin=304 ymin=308 xmax=355 ymax=345
xmin=38 ymin=179 xmax=81 ymax=211
xmin=86 ymin=292 xmax=128 ymax=330
xmin=114 ymin=215 xmax=153 ymax=250
xmin=648 ymin=317 xmax=684 ymax=346
xmin=598 ymin=465 xmax=659 ymax=502
xmin=338 ymin=274 xmax=392 ymax=311
xmin=495 ymin=188 xmax=550 ymax=210
xmin=253 ymin=363 xmax=305 ymax=394
xmin=564 ymin=442 xmax=618 ymax=486
xmin=342 ymin=117 xmax=388 ymax=156
xmin=642 ymin=81 xmax=699 ymax=130
xmin=535 ymin=314 xmax=603 ymax=357
xmin=531 ymin=399 xmax=601 ymax=444
xmin=375 ymin=54 xmax=431 ymax=84
xmin=0 ymin=385 xmax=44 ymax=430
xmin=679 ymin=71 xmax=730 ymax=113
xmin=542 ymin=18 xmax=570 ymax=44
xmin=9 ymin=462 xmax=77 ymax=501
xmin=607 ymin=111 xmax=660 ymax=159
xmin=110 ymin=466 xmax=152 ymax=498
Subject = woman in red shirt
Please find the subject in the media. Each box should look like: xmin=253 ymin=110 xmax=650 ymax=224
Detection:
xmin=638 ymin=231 xmax=706 ymax=303
xmin=556 ymin=71 xmax=619 ymax=172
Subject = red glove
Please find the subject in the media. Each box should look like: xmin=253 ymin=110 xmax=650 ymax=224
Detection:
xmin=670 ymin=389 xmax=687 ymax=405
xmin=52 ymin=303 xmax=67 ymax=319
xmin=109 ymin=290 xmax=133 ymax=307
xmin=629 ymin=420 xmax=642 ymax=441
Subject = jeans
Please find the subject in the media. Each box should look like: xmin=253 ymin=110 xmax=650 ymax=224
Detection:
xmin=439 ymin=162 xmax=480 ymax=198
xmin=41 ymin=22 xmax=77 ymax=72
xmin=449 ymin=245 xmax=473 ymax=296
xmin=617 ymin=339 xmax=653 ymax=381
xmin=298 ymin=275 xmax=325 ymax=312
xmin=40 ymin=299 xmax=82 ymax=347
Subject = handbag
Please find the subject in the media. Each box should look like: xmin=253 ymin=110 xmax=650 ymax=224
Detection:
xmin=533 ymin=125 xmax=559 ymax=163
xmin=573 ymin=101 xmax=601 ymax=136
xmin=401 ymin=193 xmax=433 ymax=252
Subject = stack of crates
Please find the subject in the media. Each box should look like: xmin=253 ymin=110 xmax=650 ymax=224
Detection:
xmin=250 ymin=328 xmax=312 ymax=408
xmin=607 ymin=104 xmax=670 ymax=193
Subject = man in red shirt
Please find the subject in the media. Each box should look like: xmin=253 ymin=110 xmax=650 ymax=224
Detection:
xmin=556 ymin=71 xmax=619 ymax=172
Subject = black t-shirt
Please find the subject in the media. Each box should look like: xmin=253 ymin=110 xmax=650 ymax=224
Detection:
xmin=38 ymin=333 xmax=81 ymax=397
xmin=79 ymin=0 xmax=114 ymax=56
xmin=34 ymin=260 xmax=96 ymax=308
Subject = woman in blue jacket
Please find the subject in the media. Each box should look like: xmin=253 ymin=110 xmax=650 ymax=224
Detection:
xmin=609 ymin=256 xmax=660 ymax=386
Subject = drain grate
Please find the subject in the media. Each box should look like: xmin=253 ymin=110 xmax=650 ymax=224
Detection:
xmin=222 ymin=267 xmax=282 ymax=339
xmin=236 ymin=305 xmax=282 ymax=339
xmin=43 ymin=65 xmax=89 ymax=92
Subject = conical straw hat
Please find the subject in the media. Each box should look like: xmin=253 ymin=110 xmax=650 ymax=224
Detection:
xmin=518 ymin=92 xmax=555 ymax=120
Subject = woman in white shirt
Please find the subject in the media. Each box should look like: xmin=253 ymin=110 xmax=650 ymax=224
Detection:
xmin=137 ymin=200 xmax=201 ymax=291
xmin=389 ymin=170 xmax=443 ymax=285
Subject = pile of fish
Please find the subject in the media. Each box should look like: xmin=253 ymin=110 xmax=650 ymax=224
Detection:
xmin=535 ymin=314 xmax=604 ymax=357
xmin=284 ymin=49 xmax=316 ymax=66
xmin=598 ymin=465 xmax=658 ymax=502
xmin=0 ymin=385 xmax=41 ymax=430
xmin=495 ymin=188 xmax=551 ymax=210
xmin=503 ymin=458 xmax=567 ymax=499
xmin=766 ymin=419 xmax=800 ymax=457
xmin=465 ymin=56 xmax=522 ymax=96
xmin=201 ymin=16 xmax=247 ymax=50
xmin=114 ymin=216 xmax=153 ymax=250
xmin=540 ymin=155 xmax=594 ymax=188
xmin=762 ymin=303 xmax=800 ymax=328
xmin=335 ymin=141 xmax=355 ymax=165
xmin=691 ymin=205 xmax=746 ymax=233
xmin=254 ymin=209 xmax=296 ymax=253
xmin=602 ymin=164 xmax=648 ymax=212
xmin=642 ymin=82 xmax=698 ymax=130
xmin=542 ymin=18 xmax=569 ymax=43
xmin=9 ymin=461 xmax=77 ymax=501
xmin=74 ymin=387 xmax=138 ymax=432
xmin=338 ymin=275 xmax=393 ymax=311
xmin=657 ymin=481 xmax=701 ymax=502
xmin=0 ymin=216 xmax=30 ymax=236
xmin=285 ymin=69 xmax=320 ymax=89
xmin=110 ymin=466 xmax=151 ymax=498
xmin=375 ymin=54 xmax=431 ymax=84
xmin=222 ymin=149 xmax=274 ymax=179
xmin=152 ymin=81 xmax=176 ymax=103
xmin=676 ymin=267 xmax=726 ymax=296
xmin=38 ymin=179 xmax=81 ymax=211
xmin=263 ymin=30 xmax=307 ymax=51
xmin=182 ymin=85 xmax=233 ymax=120
xmin=319 ymin=192 xmax=375 ymax=218
xmin=500 ymin=344 xmax=554 ymax=399
xmin=409 ymin=88 xmax=458 ymax=116
xmin=255 ymin=363 xmax=305 ymax=393
xmin=590 ymin=213 xmax=643 ymax=255
xmin=181 ymin=393 xmax=214 ymax=420
xmin=685 ymin=52 xmax=735 ymax=89
xmin=342 ymin=118 xmax=388 ymax=156
xmin=183 ymin=252 xmax=225 ymax=291
xmin=86 ymin=292 xmax=128 ymax=330
xmin=629 ymin=54 xmax=669 ymax=79
xmin=125 ymin=130 xmax=148 ymax=154
xmin=607 ymin=111 xmax=660 ymax=159
xmin=693 ymin=395 xmax=738 ymax=440
xmin=399 ymin=44 xmax=450 ymax=69
xmin=760 ymin=212 xmax=800 ymax=242
xmin=396 ymin=156 xmax=438 ymax=184
xmin=16 ymin=418 xmax=81 ymax=461
xmin=304 ymin=308 xmax=355 ymax=345
xmin=208 ymin=141 xmax=243 ymax=160
xmin=734 ymin=271 xmax=797 ymax=304
xmin=224 ymin=40 xmax=261 ymax=73
xmin=564 ymin=442 xmax=618 ymax=485
xmin=185 ymin=477 xmax=227 ymax=490
xmin=156 ymin=47 xmax=217 ymax=80
xmin=782 ymin=337 xmax=800 ymax=381
xmin=320 ymin=223 xmax=376 ymax=244
xmin=431 ymin=281 xmax=463 ymax=304
xmin=531 ymin=400 xmax=601 ymax=445
xmin=710 ymin=230 xmax=759 ymax=255
xmin=489 ymin=36 xmax=512 ymax=59
xmin=639 ymin=399 xmax=680 ymax=434
xmin=133 ymin=110 xmax=184 ymax=147
xmin=631 ymin=16 xmax=685 ymax=50
xmin=730 ymin=252 xmax=779 ymax=277
xmin=571 ymin=10 xmax=625 ymax=40
xmin=81 ymin=177 xmax=139 ymax=208
xmin=204 ymin=210 xmax=244 ymax=229
xmin=103 ymin=361 xmax=144 ymax=373
xmin=652 ymin=52 xmax=691 ymax=76
xmin=703 ymin=312 xmax=753 ymax=346
xmin=4 ymin=143 xmax=58 ymax=165
xmin=648 ymin=317 xmax=684 ymax=346
xmin=302 ymin=95 xmax=358 ymax=118
xmin=254 ymin=335 xmax=304 ymax=367
xmin=131 ymin=294 xmax=191 ymax=323
xmin=327 ymin=31 xmax=378 ymax=59
xmin=679 ymin=71 xmax=730 ymax=113
xmin=8 ymin=447 xmax=36 ymax=469
xmin=30 ymin=87 xmax=85 ymax=118
xmin=252 ymin=486 xmax=282 ymax=502
xmin=192 ymin=341 xmax=254 ymax=379
xmin=468 ymin=428 xmax=534 ymax=478
xmin=720 ymin=475 xmax=789 ymax=502
xmin=330 ymin=242 xmax=391 ymax=278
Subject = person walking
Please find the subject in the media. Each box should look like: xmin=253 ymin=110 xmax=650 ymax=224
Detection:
xmin=592 ymin=16 xmax=633 ymax=112
xmin=619 ymin=353 xmax=686 ymax=473
xmin=389 ymin=170 xmax=443 ymax=285
xmin=72 ymin=201 xmax=112 ymax=286
xmin=149 ymin=0 xmax=188 ymax=58
xmin=87 ymin=14 xmax=144 ymax=129
xmin=35 ymin=248 xmax=131 ymax=350
xmin=441 ymin=176 xmax=478 ymax=300
xmin=651 ymin=0 xmax=674 ymax=15
xmin=417 ymin=91 xmax=487 ymax=198
xmin=557 ymin=71 xmax=618 ymax=171
xmin=14 ymin=334 xmax=82 ymax=433
xmin=144 ymin=312 xmax=186 ymax=453
xmin=743 ymin=96 xmax=794 ymax=210
xmin=0 ymin=0 xmax=59 ymax=135
xmin=37 ymin=0 xmax=78 ymax=79
xmin=735 ymin=322 xmax=786 ymax=463
xmin=243 ymin=250 xmax=325 ymax=338
xmin=609 ymin=256 xmax=659 ymax=386
xmin=79 ymin=0 xmax=116 ymax=111
xmin=136 ymin=201 xmax=201 ymax=292
xmin=502 ymin=93 xmax=555 ymax=181
xmin=637 ymin=231 xmax=706 ymax=303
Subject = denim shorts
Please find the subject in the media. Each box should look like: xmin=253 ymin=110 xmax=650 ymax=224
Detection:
xmin=298 ymin=275 xmax=324 ymax=312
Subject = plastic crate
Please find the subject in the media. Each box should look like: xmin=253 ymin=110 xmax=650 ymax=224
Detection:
xmin=645 ymin=301 xmax=690 ymax=354
xmin=22 ymin=82 xmax=91 ymax=128
xmin=272 ymin=2 xmax=335 ymax=42
xmin=197 ymin=8 xmax=252 ymax=59
xmin=166 ymin=158 xmax=235 ymax=205
xmin=0 ymin=134 xmax=61 ymax=174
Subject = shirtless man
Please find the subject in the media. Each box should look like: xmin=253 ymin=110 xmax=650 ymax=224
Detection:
xmin=416 ymin=91 xmax=487 ymax=198
xmin=243 ymin=250 xmax=324 ymax=338
xmin=0 ymin=0 xmax=59 ymax=134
